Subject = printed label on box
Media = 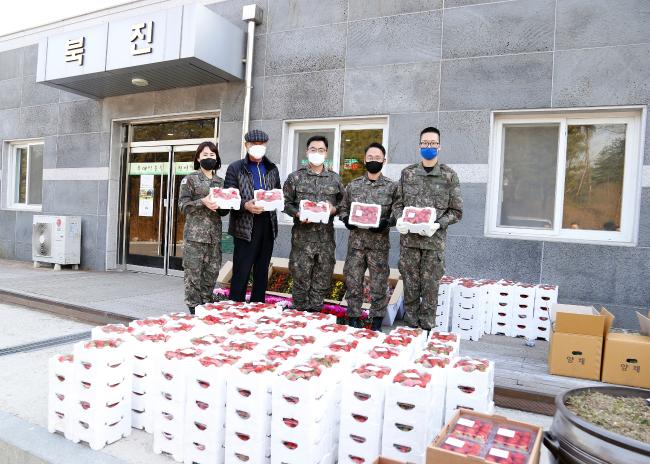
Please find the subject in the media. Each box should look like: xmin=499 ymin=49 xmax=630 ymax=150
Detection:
xmin=497 ymin=428 xmax=515 ymax=438
xmin=457 ymin=418 xmax=475 ymax=427
xmin=445 ymin=437 xmax=466 ymax=448
xmin=489 ymin=448 xmax=510 ymax=459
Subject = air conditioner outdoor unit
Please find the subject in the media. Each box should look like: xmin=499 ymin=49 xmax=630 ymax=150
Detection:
xmin=32 ymin=215 xmax=81 ymax=268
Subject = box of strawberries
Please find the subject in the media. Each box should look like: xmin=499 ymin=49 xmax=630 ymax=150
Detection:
xmin=399 ymin=206 xmax=437 ymax=236
xmin=210 ymin=187 xmax=241 ymax=210
xmin=299 ymin=200 xmax=331 ymax=223
xmin=348 ymin=202 xmax=382 ymax=228
xmin=254 ymin=189 xmax=284 ymax=211
xmin=427 ymin=409 xmax=542 ymax=464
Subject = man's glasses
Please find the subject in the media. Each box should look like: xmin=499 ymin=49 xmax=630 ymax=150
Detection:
xmin=307 ymin=148 xmax=327 ymax=154
xmin=419 ymin=141 xmax=440 ymax=148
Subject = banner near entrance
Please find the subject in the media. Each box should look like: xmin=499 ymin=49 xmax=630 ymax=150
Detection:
xmin=138 ymin=175 xmax=154 ymax=217
xmin=36 ymin=3 xmax=245 ymax=98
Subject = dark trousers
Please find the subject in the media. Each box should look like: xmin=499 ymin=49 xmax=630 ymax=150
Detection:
xmin=230 ymin=213 xmax=274 ymax=302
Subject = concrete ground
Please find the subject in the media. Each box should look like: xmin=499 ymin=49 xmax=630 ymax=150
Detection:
xmin=0 ymin=302 xmax=554 ymax=464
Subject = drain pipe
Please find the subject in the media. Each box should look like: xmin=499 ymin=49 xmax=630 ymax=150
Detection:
xmin=241 ymin=4 xmax=263 ymax=158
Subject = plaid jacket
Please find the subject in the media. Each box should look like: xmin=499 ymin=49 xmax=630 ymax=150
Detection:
xmin=224 ymin=156 xmax=281 ymax=242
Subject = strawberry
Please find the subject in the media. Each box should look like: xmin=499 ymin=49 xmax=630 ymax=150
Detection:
xmin=284 ymin=334 xmax=316 ymax=346
xmin=402 ymin=207 xmax=434 ymax=224
xmin=384 ymin=334 xmax=412 ymax=347
xmin=453 ymin=357 xmax=490 ymax=373
xmin=493 ymin=428 xmax=534 ymax=451
xmin=393 ymin=327 xmax=423 ymax=338
xmin=415 ymin=353 xmax=450 ymax=369
xmin=353 ymin=363 xmax=391 ymax=379
xmin=135 ymin=333 xmax=170 ymax=343
xmin=393 ymin=369 xmax=431 ymax=388
xmin=239 ymin=359 xmax=281 ymax=375
xmin=451 ymin=417 xmax=494 ymax=442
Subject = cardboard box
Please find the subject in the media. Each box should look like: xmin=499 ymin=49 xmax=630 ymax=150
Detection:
xmin=548 ymin=304 xmax=614 ymax=380
xmin=372 ymin=458 xmax=407 ymax=464
xmin=427 ymin=409 xmax=542 ymax=464
xmin=601 ymin=311 xmax=650 ymax=389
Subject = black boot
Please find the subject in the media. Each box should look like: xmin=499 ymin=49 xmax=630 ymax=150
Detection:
xmin=371 ymin=317 xmax=383 ymax=331
xmin=347 ymin=317 xmax=360 ymax=328
xmin=187 ymin=305 xmax=196 ymax=315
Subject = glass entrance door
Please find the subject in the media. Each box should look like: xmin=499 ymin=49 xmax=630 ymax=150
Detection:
xmin=124 ymin=145 xmax=197 ymax=274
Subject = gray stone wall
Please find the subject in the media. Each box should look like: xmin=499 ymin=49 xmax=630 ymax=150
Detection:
xmin=0 ymin=0 xmax=648 ymax=328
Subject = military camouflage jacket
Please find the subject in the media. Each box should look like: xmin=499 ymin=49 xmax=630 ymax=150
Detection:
xmin=339 ymin=174 xmax=398 ymax=251
xmin=393 ymin=162 xmax=463 ymax=250
xmin=283 ymin=166 xmax=344 ymax=243
xmin=178 ymin=170 xmax=226 ymax=244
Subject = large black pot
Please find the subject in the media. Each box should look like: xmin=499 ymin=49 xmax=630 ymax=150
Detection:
xmin=544 ymin=386 xmax=650 ymax=464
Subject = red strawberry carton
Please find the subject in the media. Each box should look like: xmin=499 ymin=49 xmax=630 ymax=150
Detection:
xmin=400 ymin=206 xmax=437 ymax=236
xmin=349 ymin=202 xmax=382 ymax=229
xmin=299 ymin=199 xmax=331 ymax=224
xmin=254 ymin=188 xmax=284 ymax=211
xmin=492 ymin=426 xmax=536 ymax=453
xmin=428 ymin=409 xmax=542 ymax=464
xmin=427 ymin=331 xmax=461 ymax=357
xmin=449 ymin=415 xmax=494 ymax=443
xmin=210 ymin=187 xmax=241 ymax=210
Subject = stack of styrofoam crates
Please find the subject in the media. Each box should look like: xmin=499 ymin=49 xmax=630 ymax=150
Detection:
xmin=490 ymin=280 xmax=517 ymax=337
xmin=338 ymin=363 xmax=393 ymax=464
xmin=130 ymin=333 xmax=172 ymax=432
xmin=48 ymin=354 xmax=75 ymax=436
xmin=381 ymin=368 xmax=445 ymax=464
xmin=153 ymin=347 xmax=204 ymax=462
xmin=451 ymin=280 xmax=484 ymax=341
xmin=532 ymin=284 xmax=558 ymax=341
xmin=445 ymin=357 xmax=495 ymax=424
xmin=271 ymin=363 xmax=337 ymax=464
xmin=477 ymin=280 xmax=497 ymax=335
xmin=184 ymin=352 xmax=242 ymax=464
xmin=435 ymin=276 xmax=457 ymax=331
xmin=68 ymin=339 xmax=132 ymax=450
xmin=225 ymin=358 xmax=281 ymax=464
xmin=511 ymin=283 xmax=536 ymax=339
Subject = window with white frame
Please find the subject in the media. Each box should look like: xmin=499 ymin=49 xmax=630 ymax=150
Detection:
xmin=284 ymin=117 xmax=389 ymax=185
xmin=486 ymin=109 xmax=644 ymax=246
xmin=5 ymin=141 xmax=44 ymax=210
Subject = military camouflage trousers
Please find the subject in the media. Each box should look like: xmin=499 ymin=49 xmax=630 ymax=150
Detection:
xmin=289 ymin=239 xmax=336 ymax=312
xmin=398 ymin=246 xmax=445 ymax=330
xmin=344 ymin=246 xmax=390 ymax=319
xmin=183 ymin=240 xmax=222 ymax=309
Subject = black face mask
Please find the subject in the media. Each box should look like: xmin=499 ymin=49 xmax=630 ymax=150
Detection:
xmin=199 ymin=158 xmax=218 ymax=171
xmin=365 ymin=160 xmax=383 ymax=174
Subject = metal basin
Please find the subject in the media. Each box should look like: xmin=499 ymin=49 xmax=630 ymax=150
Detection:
xmin=544 ymin=386 xmax=650 ymax=464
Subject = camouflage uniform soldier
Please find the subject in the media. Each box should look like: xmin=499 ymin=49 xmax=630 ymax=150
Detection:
xmin=283 ymin=135 xmax=343 ymax=312
xmin=393 ymin=127 xmax=463 ymax=329
xmin=339 ymin=143 xmax=398 ymax=330
xmin=178 ymin=141 xmax=229 ymax=314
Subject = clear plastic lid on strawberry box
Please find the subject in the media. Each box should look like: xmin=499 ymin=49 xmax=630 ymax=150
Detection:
xmin=164 ymin=346 xmax=203 ymax=361
xmin=392 ymin=368 xmax=432 ymax=389
xmin=368 ymin=345 xmax=403 ymax=362
xmin=414 ymin=352 xmax=451 ymax=371
xmin=227 ymin=322 xmax=258 ymax=336
xmin=402 ymin=206 xmax=436 ymax=224
xmin=327 ymin=338 xmax=359 ymax=354
xmin=254 ymin=189 xmax=284 ymax=211
xmin=221 ymin=339 xmax=259 ymax=353
xmin=349 ymin=202 xmax=381 ymax=228
xmin=299 ymin=200 xmax=331 ymax=224
xmin=491 ymin=424 xmax=536 ymax=454
xmin=439 ymin=435 xmax=485 ymax=457
xmin=352 ymin=363 xmax=393 ymax=380
xmin=485 ymin=447 xmax=530 ymax=463
xmin=190 ymin=334 xmax=227 ymax=347
xmin=210 ymin=187 xmax=241 ymax=210
xmin=198 ymin=352 xmax=242 ymax=368
xmin=238 ymin=358 xmax=282 ymax=375
xmin=283 ymin=333 xmax=317 ymax=347
xmin=449 ymin=414 xmax=495 ymax=443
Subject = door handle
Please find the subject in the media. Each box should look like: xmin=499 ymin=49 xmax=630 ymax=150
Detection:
xmin=163 ymin=199 xmax=168 ymax=208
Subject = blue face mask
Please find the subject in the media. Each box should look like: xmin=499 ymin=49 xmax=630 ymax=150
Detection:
xmin=420 ymin=147 xmax=438 ymax=160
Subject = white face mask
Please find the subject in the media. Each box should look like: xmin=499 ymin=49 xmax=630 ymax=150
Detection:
xmin=248 ymin=145 xmax=266 ymax=160
xmin=308 ymin=152 xmax=325 ymax=167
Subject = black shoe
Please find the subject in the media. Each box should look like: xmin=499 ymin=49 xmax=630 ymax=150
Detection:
xmin=347 ymin=317 xmax=360 ymax=328
xmin=187 ymin=305 xmax=196 ymax=315
xmin=371 ymin=317 xmax=383 ymax=331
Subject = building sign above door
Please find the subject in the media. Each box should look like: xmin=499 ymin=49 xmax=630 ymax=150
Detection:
xmin=36 ymin=3 xmax=245 ymax=99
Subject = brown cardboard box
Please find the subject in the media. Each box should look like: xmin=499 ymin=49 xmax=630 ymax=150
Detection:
xmin=601 ymin=312 xmax=650 ymax=388
xmin=548 ymin=304 xmax=614 ymax=380
xmin=372 ymin=458 xmax=406 ymax=464
xmin=427 ymin=409 xmax=542 ymax=464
